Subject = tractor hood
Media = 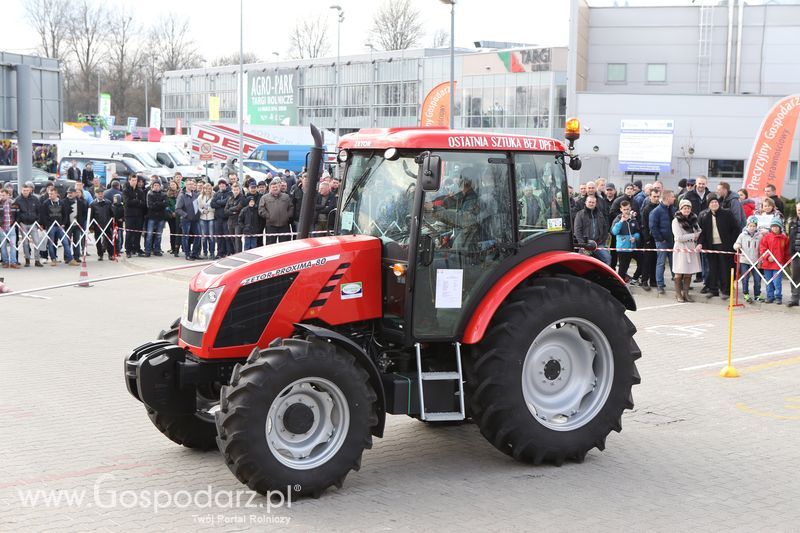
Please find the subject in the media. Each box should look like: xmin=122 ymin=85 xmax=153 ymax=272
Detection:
xmin=182 ymin=234 xmax=383 ymax=360
xmin=189 ymin=235 xmax=380 ymax=293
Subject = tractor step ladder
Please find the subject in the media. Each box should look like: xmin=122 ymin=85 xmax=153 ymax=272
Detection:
xmin=415 ymin=342 xmax=466 ymax=422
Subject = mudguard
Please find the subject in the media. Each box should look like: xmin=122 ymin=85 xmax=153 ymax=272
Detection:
xmin=462 ymin=250 xmax=635 ymax=345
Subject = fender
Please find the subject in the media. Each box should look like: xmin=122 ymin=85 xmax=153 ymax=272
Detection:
xmin=293 ymin=323 xmax=387 ymax=438
xmin=462 ymin=251 xmax=635 ymax=345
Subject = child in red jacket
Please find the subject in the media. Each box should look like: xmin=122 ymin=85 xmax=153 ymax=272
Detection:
xmin=759 ymin=217 xmax=789 ymax=304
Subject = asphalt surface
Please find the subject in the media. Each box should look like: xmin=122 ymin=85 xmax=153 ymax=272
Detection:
xmin=1 ymin=253 xmax=799 ymax=531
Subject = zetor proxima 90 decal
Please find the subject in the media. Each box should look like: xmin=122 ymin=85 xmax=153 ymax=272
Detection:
xmin=241 ymin=255 xmax=340 ymax=285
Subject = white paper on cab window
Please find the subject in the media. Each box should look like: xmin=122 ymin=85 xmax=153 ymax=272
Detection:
xmin=435 ymin=269 xmax=463 ymax=309
xmin=340 ymin=211 xmax=354 ymax=231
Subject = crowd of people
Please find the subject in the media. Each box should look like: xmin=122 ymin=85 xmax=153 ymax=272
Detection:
xmin=0 ymin=168 xmax=341 ymax=267
xmin=1 ymin=164 xmax=798 ymax=308
xmin=570 ymin=176 xmax=800 ymax=307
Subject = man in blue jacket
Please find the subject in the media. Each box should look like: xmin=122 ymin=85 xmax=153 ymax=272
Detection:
xmin=649 ymin=189 xmax=676 ymax=295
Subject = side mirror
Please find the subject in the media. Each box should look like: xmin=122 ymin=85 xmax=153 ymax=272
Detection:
xmin=421 ymin=154 xmax=442 ymax=192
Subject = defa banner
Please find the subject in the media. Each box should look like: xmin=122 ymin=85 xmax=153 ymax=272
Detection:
xmin=247 ymin=71 xmax=298 ymax=126
xmin=618 ymin=119 xmax=674 ymax=173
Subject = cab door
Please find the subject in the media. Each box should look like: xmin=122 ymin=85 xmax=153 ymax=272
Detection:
xmin=411 ymin=152 xmax=516 ymax=340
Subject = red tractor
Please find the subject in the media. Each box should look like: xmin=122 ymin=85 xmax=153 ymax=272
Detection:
xmin=125 ymin=122 xmax=640 ymax=497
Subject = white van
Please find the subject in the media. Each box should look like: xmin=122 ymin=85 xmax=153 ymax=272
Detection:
xmin=145 ymin=143 xmax=204 ymax=178
xmin=52 ymin=140 xmax=172 ymax=180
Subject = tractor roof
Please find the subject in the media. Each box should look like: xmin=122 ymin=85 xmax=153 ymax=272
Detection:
xmin=339 ymin=128 xmax=566 ymax=153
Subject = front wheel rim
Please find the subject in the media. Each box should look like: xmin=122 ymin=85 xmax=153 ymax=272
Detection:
xmin=521 ymin=317 xmax=614 ymax=431
xmin=266 ymin=377 xmax=350 ymax=470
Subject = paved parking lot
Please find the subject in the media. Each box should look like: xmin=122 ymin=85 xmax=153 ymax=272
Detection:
xmin=1 ymin=256 xmax=799 ymax=531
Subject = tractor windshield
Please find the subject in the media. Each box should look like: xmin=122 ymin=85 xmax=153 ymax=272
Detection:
xmin=337 ymin=153 xmax=419 ymax=244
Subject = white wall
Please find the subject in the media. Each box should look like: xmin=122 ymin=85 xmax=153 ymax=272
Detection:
xmin=573 ymin=92 xmax=799 ymax=191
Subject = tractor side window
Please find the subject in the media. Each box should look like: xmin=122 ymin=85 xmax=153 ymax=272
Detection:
xmin=413 ymin=152 xmax=514 ymax=338
xmin=514 ymin=153 xmax=570 ymax=241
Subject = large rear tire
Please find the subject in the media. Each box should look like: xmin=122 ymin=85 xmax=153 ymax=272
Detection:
xmin=215 ymin=337 xmax=378 ymax=497
xmin=469 ymin=273 xmax=641 ymax=465
xmin=144 ymin=322 xmax=220 ymax=451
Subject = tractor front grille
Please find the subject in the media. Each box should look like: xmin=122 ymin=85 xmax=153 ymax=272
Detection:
xmin=213 ymin=273 xmax=298 ymax=348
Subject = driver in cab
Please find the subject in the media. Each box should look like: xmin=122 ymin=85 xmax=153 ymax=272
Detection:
xmin=424 ymin=167 xmax=480 ymax=250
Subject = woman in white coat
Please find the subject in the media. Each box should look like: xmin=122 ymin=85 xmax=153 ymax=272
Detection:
xmin=671 ymin=199 xmax=703 ymax=302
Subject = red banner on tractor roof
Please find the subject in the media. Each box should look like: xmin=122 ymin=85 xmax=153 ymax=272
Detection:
xmin=743 ymin=94 xmax=800 ymax=198
xmin=419 ymin=81 xmax=454 ymax=128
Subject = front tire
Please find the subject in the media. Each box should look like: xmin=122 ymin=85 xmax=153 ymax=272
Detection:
xmin=469 ymin=274 xmax=641 ymax=465
xmin=215 ymin=338 xmax=378 ymax=497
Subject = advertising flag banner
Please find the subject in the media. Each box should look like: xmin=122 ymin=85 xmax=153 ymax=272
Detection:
xmin=419 ymin=81 xmax=453 ymax=128
xmin=149 ymin=107 xmax=162 ymax=131
xmin=742 ymin=94 xmax=800 ymax=198
xmin=98 ymin=93 xmax=111 ymax=117
xmin=208 ymin=96 xmax=220 ymax=121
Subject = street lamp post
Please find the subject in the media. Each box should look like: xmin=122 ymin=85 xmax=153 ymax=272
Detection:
xmin=439 ymin=0 xmax=456 ymax=129
xmin=238 ymin=0 xmax=244 ymax=184
xmin=330 ymin=5 xmax=344 ymax=147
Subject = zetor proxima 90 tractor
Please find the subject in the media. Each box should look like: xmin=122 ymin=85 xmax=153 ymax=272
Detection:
xmin=125 ymin=122 xmax=640 ymax=497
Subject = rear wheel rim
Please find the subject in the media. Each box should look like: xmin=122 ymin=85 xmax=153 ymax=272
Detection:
xmin=266 ymin=377 xmax=350 ymax=470
xmin=521 ymin=317 xmax=614 ymax=431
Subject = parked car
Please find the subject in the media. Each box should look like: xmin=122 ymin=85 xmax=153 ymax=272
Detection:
xmin=57 ymin=156 xmax=147 ymax=185
xmin=0 ymin=166 xmax=76 ymax=196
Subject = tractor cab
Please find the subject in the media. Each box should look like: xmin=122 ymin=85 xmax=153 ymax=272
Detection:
xmin=335 ymin=128 xmax=574 ymax=344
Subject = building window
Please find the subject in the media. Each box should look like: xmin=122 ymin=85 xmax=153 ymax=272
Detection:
xmin=606 ymin=63 xmax=626 ymax=84
xmin=647 ymin=63 xmax=667 ymax=84
xmin=708 ymin=159 xmax=744 ymax=180
xmin=788 ymin=161 xmax=798 ymax=184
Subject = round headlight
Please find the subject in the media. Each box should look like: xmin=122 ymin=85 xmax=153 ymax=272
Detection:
xmin=384 ymin=148 xmax=399 ymax=161
xmin=337 ymin=150 xmax=349 ymax=162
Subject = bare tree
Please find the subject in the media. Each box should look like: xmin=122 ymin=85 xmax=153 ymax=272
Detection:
xmin=67 ymin=0 xmax=108 ymax=113
xmin=370 ymin=0 xmax=424 ymax=51
xmin=287 ymin=16 xmax=330 ymax=59
xmin=432 ymin=29 xmax=449 ymax=48
xmin=23 ymin=0 xmax=74 ymax=59
xmin=149 ymin=13 xmax=203 ymax=72
xmin=211 ymin=52 xmax=262 ymax=67
xmin=107 ymin=8 xmax=143 ymax=120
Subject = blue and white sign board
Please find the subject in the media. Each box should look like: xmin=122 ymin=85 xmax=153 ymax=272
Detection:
xmin=618 ymin=119 xmax=674 ymax=173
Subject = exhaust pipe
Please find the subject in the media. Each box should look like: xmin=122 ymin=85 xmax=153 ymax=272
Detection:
xmin=297 ymin=124 xmax=325 ymax=239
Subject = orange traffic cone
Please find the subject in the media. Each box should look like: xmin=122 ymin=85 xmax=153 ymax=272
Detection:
xmin=77 ymin=258 xmax=92 ymax=288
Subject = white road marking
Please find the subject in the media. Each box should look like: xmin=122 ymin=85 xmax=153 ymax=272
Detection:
xmin=645 ymin=323 xmax=713 ymax=339
xmin=678 ymin=346 xmax=800 ymax=371
xmin=636 ymin=303 xmax=687 ymax=311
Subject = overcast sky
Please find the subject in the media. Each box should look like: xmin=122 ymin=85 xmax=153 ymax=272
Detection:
xmin=1 ymin=0 xmax=572 ymax=63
